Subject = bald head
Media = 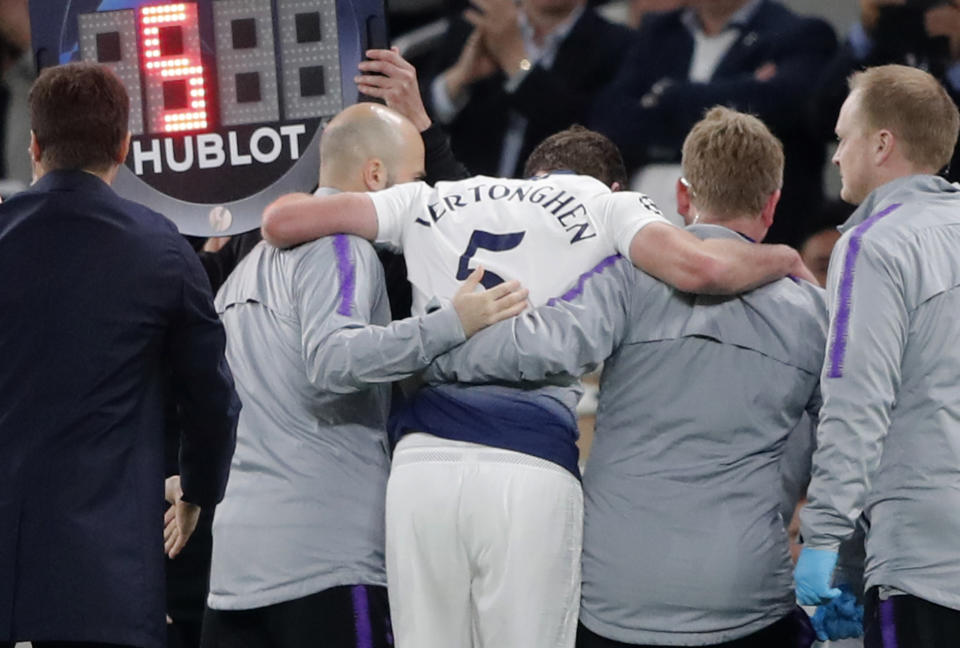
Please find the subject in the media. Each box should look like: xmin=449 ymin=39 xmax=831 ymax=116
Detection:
xmin=319 ymin=103 xmax=425 ymax=192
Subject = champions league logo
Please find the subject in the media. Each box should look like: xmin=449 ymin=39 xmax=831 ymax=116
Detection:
xmin=30 ymin=0 xmax=386 ymax=235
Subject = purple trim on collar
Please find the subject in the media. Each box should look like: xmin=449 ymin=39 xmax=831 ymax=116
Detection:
xmin=334 ymin=234 xmax=357 ymax=317
xmin=351 ymin=585 xmax=373 ymax=648
xmin=826 ymin=203 xmax=902 ymax=378
xmin=548 ymin=254 xmax=621 ymax=306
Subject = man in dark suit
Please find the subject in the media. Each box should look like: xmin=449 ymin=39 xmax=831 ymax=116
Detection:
xmin=590 ymin=0 xmax=837 ymax=248
xmin=0 ymin=62 xmax=239 ymax=648
xmin=422 ymin=0 xmax=632 ymax=178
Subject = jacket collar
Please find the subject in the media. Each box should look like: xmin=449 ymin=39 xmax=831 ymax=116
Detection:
xmin=28 ymin=169 xmax=116 ymax=198
xmin=685 ymin=222 xmax=755 ymax=242
xmin=839 ymin=174 xmax=960 ymax=233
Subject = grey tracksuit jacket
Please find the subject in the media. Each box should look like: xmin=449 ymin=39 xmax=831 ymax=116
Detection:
xmin=801 ymin=175 xmax=960 ymax=611
xmin=209 ymin=217 xmax=465 ymax=610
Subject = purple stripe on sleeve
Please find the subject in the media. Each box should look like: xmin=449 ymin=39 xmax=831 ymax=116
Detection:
xmin=879 ymin=597 xmax=899 ymax=648
xmin=352 ymin=584 xmax=373 ymax=648
xmin=826 ymin=203 xmax=902 ymax=378
xmin=334 ymin=234 xmax=357 ymax=316
xmin=548 ymin=254 xmax=621 ymax=306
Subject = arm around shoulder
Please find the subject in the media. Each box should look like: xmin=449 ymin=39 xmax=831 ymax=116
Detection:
xmin=261 ymin=192 xmax=378 ymax=248
xmin=628 ymin=222 xmax=811 ymax=294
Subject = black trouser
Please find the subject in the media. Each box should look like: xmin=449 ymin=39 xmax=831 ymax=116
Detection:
xmin=200 ymin=584 xmax=392 ymax=648
xmin=576 ymin=606 xmax=815 ymax=648
xmin=864 ymin=586 xmax=960 ymax=648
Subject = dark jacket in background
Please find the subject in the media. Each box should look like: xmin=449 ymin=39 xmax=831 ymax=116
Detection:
xmin=422 ymin=8 xmax=632 ymax=178
xmin=812 ymin=8 xmax=960 ymax=182
xmin=590 ymin=1 xmax=837 ymax=247
xmin=0 ymin=170 xmax=239 ymax=648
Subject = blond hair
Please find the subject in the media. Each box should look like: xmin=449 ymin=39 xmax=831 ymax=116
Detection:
xmin=681 ymin=106 xmax=784 ymax=219
xmin=849 ymin=65 xmax=960 ymax=173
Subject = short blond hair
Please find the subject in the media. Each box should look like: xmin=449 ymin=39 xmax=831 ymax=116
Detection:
xmin=681 ymin=106 xmax=784 ymax=219
xmin=849 ymin=65 xmax=960 ymax=173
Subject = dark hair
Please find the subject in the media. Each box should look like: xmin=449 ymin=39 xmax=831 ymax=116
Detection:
xmin=523 ymin=125 xmax=627 ymax=187
xmin=29 ymin=62 xmax=129 ymax=172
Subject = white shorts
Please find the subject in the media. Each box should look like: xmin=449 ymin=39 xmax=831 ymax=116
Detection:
xmin=385 ymin=433 xmax=583 ymax=648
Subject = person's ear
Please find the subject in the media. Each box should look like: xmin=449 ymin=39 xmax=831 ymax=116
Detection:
xmin=761 ymin=189 xmax=781 ymax=229
xmin=874 ymin=129 xmax=895 ymax=167
xmin=676 ymin=177 xmax=694 ymax=224
xmin=29 ymin=131 xmax=42 ymax=163
xmin=116 ymin=132 xmax=131 ymax=164
xmin=363 ymin=158 xmax=387 ymax=191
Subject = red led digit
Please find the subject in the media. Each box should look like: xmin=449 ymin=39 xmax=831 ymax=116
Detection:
xmin=139 ymin=2 xmax=208 ymax=134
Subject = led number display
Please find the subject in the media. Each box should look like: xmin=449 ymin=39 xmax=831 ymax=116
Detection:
xmin=31 ymin=0 xmax=387 ymax=235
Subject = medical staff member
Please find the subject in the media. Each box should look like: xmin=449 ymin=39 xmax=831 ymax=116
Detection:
xmin=795 ymin=64 xmax=960 ymax=647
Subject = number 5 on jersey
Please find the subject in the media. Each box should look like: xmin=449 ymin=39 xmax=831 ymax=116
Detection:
xmin=456 ymin=230 xmax=526 ymax=288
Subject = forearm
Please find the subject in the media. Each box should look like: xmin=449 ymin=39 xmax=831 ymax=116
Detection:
xmin=699 ymin=239 xmax=803 ymax=294
xmin=629 ymin=224 xmax=802 ymax=295
xmin=428 ymin=262 xmax=631 ymax=383
xmin=305 ymin=306 xmax=466 ymax=393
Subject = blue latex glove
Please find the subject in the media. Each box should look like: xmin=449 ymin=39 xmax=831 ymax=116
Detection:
xmin=794 ymin=546 xmax=842 ymax=605
xmin=810 ymin=585 xmax=864 ymax=641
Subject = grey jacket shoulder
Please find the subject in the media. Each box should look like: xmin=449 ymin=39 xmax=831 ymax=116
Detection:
xmin=837 ymin=176 xmax=960 ymax=309
xmin=215 ymin=234 xmax=381 ymax=316
xmin=632 ymin=225 xmax=828 ymax=375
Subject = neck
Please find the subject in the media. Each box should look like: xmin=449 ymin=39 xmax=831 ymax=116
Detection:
xmin=699 ymin=213 xmax=767 ymax=242
xmin=875 ymin=163 xmax=936 ymax=193
xmin=696 ymin=0 xmax=749 ymax=36
xmin=318 ymin=171 xmax=364 ymax=193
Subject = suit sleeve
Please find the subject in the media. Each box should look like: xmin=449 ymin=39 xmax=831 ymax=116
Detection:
xmin=296 ymin=236 xmax=466 ymax=394
xmin=801 ymin=237 xmax=907 ymax=550
xmin=166 ymin=237 xmax=240 ymax=508
xmin=425 ymin=257 xmax=639 ymax=384
xmin=506 ymin=21 xmax=630 ymax=137
xmin=422 ymin=123 xmax=471 ymax=182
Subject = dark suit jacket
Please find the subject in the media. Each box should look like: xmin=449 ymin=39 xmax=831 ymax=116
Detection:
xmin=423 ymin=7 xmax=632 ymax=177
xmin=590 ymin=1 xmax=837 ymax=247
xmin=0 ymin=170 xmax=239 ymax=647
xmin=812 ymin=15 xmax=960 ymax=184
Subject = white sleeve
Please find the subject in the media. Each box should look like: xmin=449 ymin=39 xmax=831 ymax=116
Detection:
xmin=597 ymin=191 xmax=673 ymax=257
xmin=367 ymin=181 xmax=433 ymax=251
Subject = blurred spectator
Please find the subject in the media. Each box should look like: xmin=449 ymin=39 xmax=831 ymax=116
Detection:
xmin=422 ymin=0 xmax=631 ymax=177
xmin=590 ymin=0 xmax=837 ymax=247
xmin=0 ymin=0 xmax=33 ymax=196
xmin=799 ymin=199 xmax=853 ymax=287
xmin=813 ymin=0 xmax=960 ymax=182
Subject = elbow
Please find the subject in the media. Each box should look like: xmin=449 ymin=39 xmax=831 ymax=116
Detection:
xmin=261 ymin=205 xmax=295 ymax=248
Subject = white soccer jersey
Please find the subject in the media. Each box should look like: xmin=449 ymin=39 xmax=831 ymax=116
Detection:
xmin=369 ymin=173 xmax=669 ymax=313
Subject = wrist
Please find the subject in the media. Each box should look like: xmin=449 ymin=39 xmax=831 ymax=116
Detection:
xmin=412 ymin=112 xmax=432 ymax=133
xmin=444 ymin=68 xmax=467 ymax=100
xmin=499 ymin=43 xmax=530 ymax=78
